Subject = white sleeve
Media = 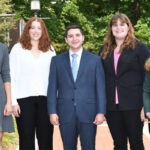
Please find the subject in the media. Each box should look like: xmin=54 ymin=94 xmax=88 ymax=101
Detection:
xmin=9 ymin=43 xmax=19 ymax=106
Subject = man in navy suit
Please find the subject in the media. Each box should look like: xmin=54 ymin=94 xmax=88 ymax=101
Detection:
xmin=47 ymin=24 xmax=106 ymax=150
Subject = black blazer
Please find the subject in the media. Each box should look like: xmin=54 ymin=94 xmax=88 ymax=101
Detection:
xmin=102 ymin=41 xmax=150 ymax=111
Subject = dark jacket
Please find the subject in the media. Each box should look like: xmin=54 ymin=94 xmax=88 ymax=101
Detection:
xmin=47 ymin=50 xmax=106 ymax=123
xmin=102 ymin=41 xmax=149 ymax=111
xmin=143 ymin=71 xmax=150 ymax=113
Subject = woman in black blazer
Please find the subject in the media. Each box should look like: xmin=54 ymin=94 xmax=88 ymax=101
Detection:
xmin=101 ymin=13 xmax=149 ymax=150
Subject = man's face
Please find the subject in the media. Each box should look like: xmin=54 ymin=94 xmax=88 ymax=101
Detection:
xmin=65 ymin=28 xmax=84 ymax=52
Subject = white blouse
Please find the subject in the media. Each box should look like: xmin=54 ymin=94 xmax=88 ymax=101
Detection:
xmin=9 ymin=43 xmax=56 ymax=105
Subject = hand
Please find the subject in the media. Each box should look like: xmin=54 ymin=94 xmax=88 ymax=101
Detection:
xmin=140 ymin=107 xmax=146 ymax=122
xmin=13 ymin=104 xmax=21 ymax=117
xmin=3 ymin=103 xmax=12 ymax=116
xmin=146 ymin=112 xmax=150 ymax=120
xmin=93 ymin=113 xmax=105 ymax=125
xmin=50 ymin=114 xmax=60 ymax=125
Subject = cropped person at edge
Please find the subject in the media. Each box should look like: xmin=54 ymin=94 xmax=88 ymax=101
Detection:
xmin=0 ymin=42 xmax=14 ymax=150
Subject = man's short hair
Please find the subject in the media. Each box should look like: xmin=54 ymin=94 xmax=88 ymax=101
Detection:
xmin=64 ymin=24 xmax=84 ymax=37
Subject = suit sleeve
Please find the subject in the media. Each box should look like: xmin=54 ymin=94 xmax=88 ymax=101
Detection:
xmin=143 ymin=71 xmax=150 ymax=113
xmin=9 ymin=44 xmax=19 ymax=106
xmin=96 ymin=56 xmax=106 ymax=114
xmin=47 ymin=57 xmax=58 ymax=114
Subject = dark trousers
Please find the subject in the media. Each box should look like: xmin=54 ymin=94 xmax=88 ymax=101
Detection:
xmin=16 ymin=96 xmax=53 ymax=150
xmin=59 ymin=117 xmax=97 ymax=150
xmin=106 ymin=109 xmax=144 ymax=150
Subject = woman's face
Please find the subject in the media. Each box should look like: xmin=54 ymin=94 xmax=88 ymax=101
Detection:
xmin=111 ymin=19 xmax=129 ymax=41
xmin=29 ymin=20 xmax=42 ymax=42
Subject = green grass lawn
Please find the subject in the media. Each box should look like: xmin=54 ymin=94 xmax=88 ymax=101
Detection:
xmin=2 ymin=117 xmax=18 ymax=150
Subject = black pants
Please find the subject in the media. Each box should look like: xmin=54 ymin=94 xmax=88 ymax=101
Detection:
xmin=16 ymin=96 xmax=53 ymax=150
xmin=106 ymin=109 xmax=144 ymax=150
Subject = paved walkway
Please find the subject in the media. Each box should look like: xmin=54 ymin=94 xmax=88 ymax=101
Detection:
xmin=12 ymin=122 xmax=149 ymax=150
xmin=53 ymin=122 xmax=150 ymax=150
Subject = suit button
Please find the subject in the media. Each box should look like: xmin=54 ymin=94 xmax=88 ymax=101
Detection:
xmin=72 ymin=98 xmax=74 ymax=101
xmin=74 ymin=87 xmax=77 ymax=90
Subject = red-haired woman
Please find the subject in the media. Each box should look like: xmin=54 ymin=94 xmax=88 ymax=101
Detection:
xmin=101 ymin=13 xmax=149 ymax=150
xmin=10 ymin=17 xmax=55 ymax=150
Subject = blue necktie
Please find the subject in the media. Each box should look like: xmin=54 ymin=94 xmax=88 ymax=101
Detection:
xmin=71 ymin=54 xmax=78 ymax=81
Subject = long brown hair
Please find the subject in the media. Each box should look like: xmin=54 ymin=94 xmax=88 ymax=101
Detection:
xmin=101 ymin=13 xmax=137 ymax=59
xmin=19 ymin=17 xmax=52 ymax=52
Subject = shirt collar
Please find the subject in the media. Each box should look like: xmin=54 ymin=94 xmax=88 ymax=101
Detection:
xmin=69 ymin=48 xmax=83 ymax=58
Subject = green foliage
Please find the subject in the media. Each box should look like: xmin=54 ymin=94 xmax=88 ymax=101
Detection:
xmin=8 ymin=0 xmax=150 ymax=53
xmin=2 ymin=118 xmax=18 ymax=150
xmin=11 ymin=0 xmax=31 ymax=19
xmin=135 ymin=18 xmax=150 ymax=47
xmin=0 ymin=0 xmax=16 ymax=43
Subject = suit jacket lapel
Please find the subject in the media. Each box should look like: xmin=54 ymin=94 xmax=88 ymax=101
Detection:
xmin=63 ymin=50 xmax=88 ymax=83
xmin=64 ymin=51 xmax=74 ymax=82
xmin=109 ymin=49 xmax=128 ymax=76
xmin=117 ymin=49 xmax=127 ymax=75
xmin=110 ymin=52 xmax=116 ymax=75
xmin=76 ymin=50 xmax=87 ymax=82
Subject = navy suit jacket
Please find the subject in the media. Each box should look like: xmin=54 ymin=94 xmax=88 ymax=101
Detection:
xmin=47 ymin=50 xmax=106 ymax=124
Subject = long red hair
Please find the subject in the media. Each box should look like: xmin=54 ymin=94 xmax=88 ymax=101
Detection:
xmin=19 ymin=17 xmax=52 ymax=52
